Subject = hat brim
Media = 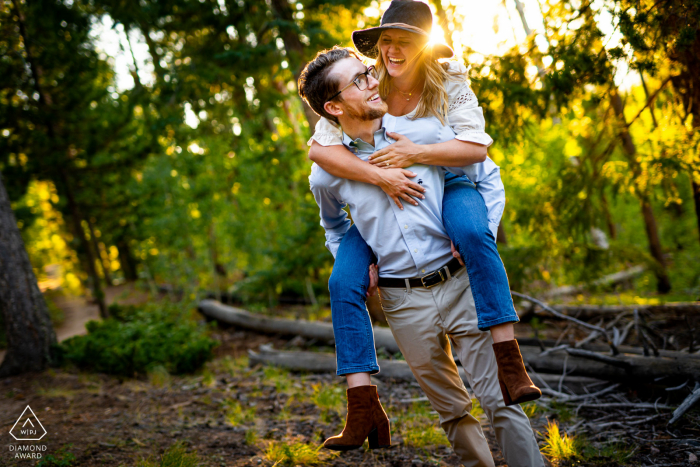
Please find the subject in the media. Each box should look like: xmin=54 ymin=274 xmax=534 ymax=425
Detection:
xmin=352 ymin=25 xmax=454 ymax=60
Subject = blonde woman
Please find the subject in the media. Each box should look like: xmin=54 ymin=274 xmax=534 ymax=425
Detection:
xmin=306 ymin=0 xmax=540 ymax=451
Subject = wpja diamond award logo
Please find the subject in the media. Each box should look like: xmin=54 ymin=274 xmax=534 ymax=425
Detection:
xmin=8 ymin=405 xmax=48 ymax=459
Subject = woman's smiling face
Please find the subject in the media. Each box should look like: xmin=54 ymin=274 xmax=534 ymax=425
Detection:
xmin=379 ymin=29 xmax=427 ymax=80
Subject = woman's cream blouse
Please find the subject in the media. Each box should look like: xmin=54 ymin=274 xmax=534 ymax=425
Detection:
xmin=307 ymin=61 xmax=494 ymax=148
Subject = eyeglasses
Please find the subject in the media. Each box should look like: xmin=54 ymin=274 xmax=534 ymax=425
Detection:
xmin=326 ymin=65 xmax=376 ymax=103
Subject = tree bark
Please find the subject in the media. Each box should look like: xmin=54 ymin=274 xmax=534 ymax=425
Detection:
xmin=0 ymin=173 xmax=59 ymax=377
xmin=609 ymin=89 xmax=671 ymax=293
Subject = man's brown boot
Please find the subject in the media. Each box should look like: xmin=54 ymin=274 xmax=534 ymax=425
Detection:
xmin=323 ymin=385 xmax=391 ymax=451
xmin=492 ymin=339 xmax=542 ymax=406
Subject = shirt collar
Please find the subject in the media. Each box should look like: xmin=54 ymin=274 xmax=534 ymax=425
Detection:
xmin=341 ymin=120 xmax=388 ymax=153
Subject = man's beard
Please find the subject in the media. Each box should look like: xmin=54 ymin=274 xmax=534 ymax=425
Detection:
xmin=346 ymin=100 xmax=388 ymax=121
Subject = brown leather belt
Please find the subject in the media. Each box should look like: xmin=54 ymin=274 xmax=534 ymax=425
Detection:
xmin=377 ymin=257 xmax=463 ymax=288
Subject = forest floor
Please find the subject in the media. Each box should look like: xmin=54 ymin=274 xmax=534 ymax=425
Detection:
xmin=1 ymin=292 xmax=699 ymax=467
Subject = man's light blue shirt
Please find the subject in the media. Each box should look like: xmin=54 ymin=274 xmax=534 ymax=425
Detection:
xmin=309 ymin=113 xmax=505 ymax=279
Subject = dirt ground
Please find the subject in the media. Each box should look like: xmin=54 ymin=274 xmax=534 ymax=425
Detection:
xmin=1 ymin=323 xmax=699 ymax=467
xmin=1 ymin=291 xmax=699 ymax=467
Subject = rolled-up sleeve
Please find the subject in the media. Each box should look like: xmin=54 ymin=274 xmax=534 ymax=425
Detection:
xmin=307 ymin=116 xmax=344 ymax=147
xmin=444 ymin=157 xmax=504 ymax=238
xmin=445 ymin=62 xmax=494 ymax=147
xmin=309 ymin=166 xmax=351 ymax=257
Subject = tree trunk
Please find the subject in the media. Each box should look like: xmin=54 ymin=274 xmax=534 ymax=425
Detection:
xmin=86 ymin=217 xmax=112 ymax=286
xmin=0 ymin=173 xmax=59 ymax=377
xmin=60 ymin=172 xmax=108 ymax=318
xmin=609 ymin=89 xmax=671 ymax=293
xmin=117 ymin=238 xmax=138 ymax=282
xmin=11 ymin=0 xmax=109 ymax=314
xmin=496 ymin=223 xmax=508 ymax=245
xmin=268 ymin=0 xmax=320 ymax=130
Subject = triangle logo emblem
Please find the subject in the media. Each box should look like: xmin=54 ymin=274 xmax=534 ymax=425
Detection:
xmin=9 ymin=406 xmax=47 ymax=441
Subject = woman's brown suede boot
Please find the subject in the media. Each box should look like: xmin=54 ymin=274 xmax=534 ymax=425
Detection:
xmin=492 ymin=339 xmax=542 ymax=406
xmin=322 ymin=385 xmax=391 ymax=451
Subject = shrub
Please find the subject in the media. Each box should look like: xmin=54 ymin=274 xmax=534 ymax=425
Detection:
xmin=59 ymin=303 xmax=218 ymax=377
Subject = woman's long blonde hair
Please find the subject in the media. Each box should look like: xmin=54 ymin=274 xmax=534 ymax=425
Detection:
xmin=371 ymin=31 xmax=466 ymax=126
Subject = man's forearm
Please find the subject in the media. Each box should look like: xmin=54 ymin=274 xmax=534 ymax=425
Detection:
xmin=415 ymin=139 xmax=487 ymax=167
xmin=309 ymin=142 xmax=383 ymax=185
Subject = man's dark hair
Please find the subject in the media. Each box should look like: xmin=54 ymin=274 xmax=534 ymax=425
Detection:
xmin=298 ymin=47 xmax=359 ymax=124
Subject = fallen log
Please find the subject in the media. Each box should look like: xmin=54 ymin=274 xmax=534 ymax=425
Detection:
xmin=542 ymin=265 xmax=646 ymax=299
xmin=520 ymin=346 xmax=700 ymax=384
xmin=552 ymin=302 xmax=700 ymax=320
xmin=199 ymin=299 xmax=400 ymax=352
xmin=247 ymin=346 xmax=605 ymax=394
xmin=200 ymin=300 xmax=700 ymax=383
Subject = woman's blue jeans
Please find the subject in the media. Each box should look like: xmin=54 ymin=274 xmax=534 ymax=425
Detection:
xmin=328 ymin=173 xmax=519 ymax=376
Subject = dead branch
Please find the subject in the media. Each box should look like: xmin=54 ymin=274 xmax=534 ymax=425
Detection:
xmin=668 ymin=382 xmax=700 ymax=425
xmin=511 ymin=291 xmax=618 ymax=354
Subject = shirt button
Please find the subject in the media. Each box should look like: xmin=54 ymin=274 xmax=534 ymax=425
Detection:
xmin=404 ymin=225 xmax=408 ymax=229
xmin=414 ymin=249 xmax=418 ymax=253
xmin=421 ymin=269 xmax=425 ymax=273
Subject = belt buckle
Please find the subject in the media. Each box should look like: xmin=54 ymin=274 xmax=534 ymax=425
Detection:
xmin=421 ymin=268 xmax=446 ymax=288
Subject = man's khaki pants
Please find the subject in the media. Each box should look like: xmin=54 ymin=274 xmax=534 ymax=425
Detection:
xmin=378 ymin=265 xmax=544 ymax=467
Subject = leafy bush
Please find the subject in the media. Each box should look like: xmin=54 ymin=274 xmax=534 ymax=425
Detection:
xmin=59 ymin=303 xmax=218 ymax=377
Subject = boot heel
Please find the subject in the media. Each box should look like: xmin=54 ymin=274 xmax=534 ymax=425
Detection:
xmin=368 ymin=421 xmax=391 ymax=449
xmin=499 ymin=378 xmax=515 ymax=406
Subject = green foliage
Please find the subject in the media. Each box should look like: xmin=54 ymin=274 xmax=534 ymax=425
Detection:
xmin=3 ymin=0 xmax=699 ymax=310
xmin=135 ymin=441 xmax=199 ymax=467
xmin=59 ymin=303 xmax=218 ymax=377
xmin=37 ymin=445 xmax=75 ymax=467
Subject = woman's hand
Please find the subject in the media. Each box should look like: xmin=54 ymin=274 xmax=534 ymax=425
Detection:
xmin=366 ymin=264 xmax=379 ymax=298
xmin=451 ymin=241 xmax=464 ymax=266
xmin=369 ymin=132 xmax=423 ymax=169
xmin=376 ymin=167 xmax=426 ymax=210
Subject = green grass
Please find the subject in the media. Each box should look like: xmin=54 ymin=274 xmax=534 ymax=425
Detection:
xmin=312 ymin=384 xmax=345 ymax=423
xmin=223 ymin=399 xmax=256 ymax=427
xmin=522 ymin=401 xmax=545 ymax=418
xmin=470 ymin=398 xmax=484 ymax=418
xmin=396 ymin=402 xmax=450 ymax=449
xmin=265 ymin=440 xmax=335 ymax=466
xmin=275 ymin=396 xmax=297 ymax=421
xmin=135 ymin=441 xmax=199 ymax=467
xmin=542 ymin=420 xmax=579 ymax=462
xmin=264 ymin=365 xmax=292 ymax=393
xmin=37 ymin=444 xmax=75 ymax=467
xmin=147 ymin=364 xmax=171 ymax=388
xmin=244 ymin=428 xmax=259 ymax=446
xmin=549 ymin=401 xmax=574 ymax=422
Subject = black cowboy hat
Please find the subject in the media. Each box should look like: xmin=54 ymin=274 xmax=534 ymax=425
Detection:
xmin=352 ymin=0 xmax=453 ymax=59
